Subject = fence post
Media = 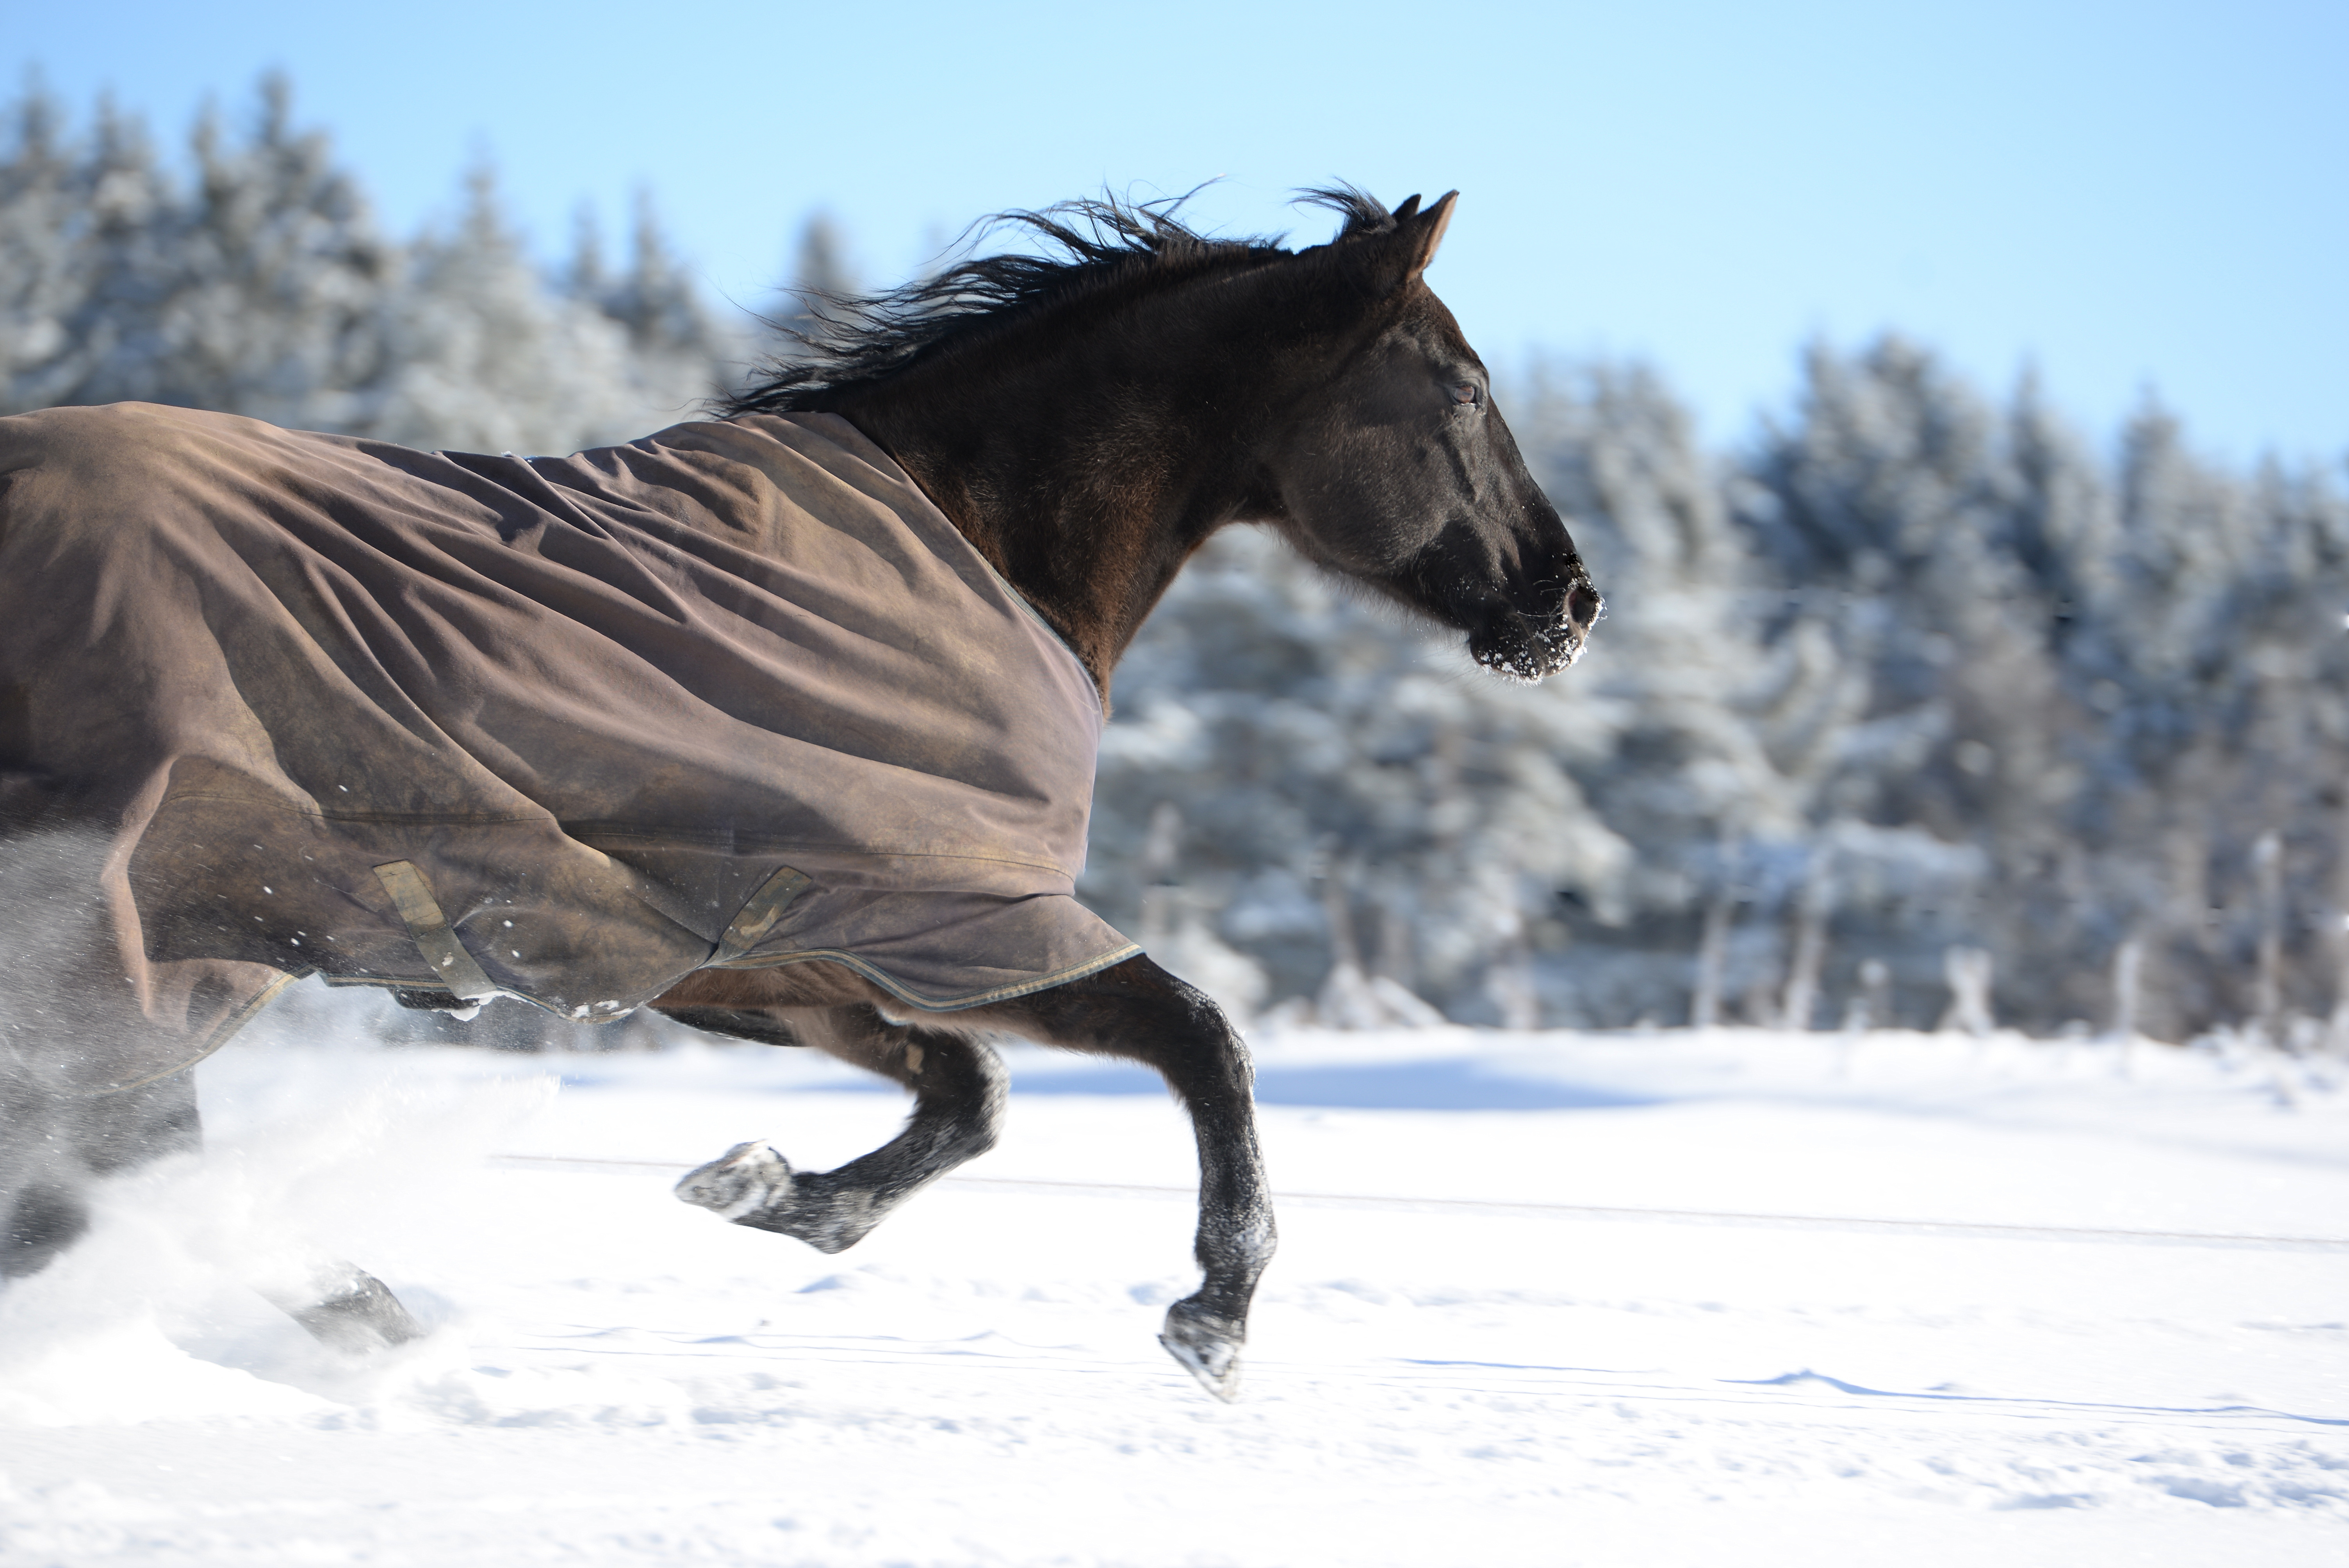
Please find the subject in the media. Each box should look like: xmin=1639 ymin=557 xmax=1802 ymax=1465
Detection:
xmin=1938 ymin=946 xmax=1995 ymax=1037
xmin=2253 ymin=832 xmax=2283 ymax=1049
xmin=1691 ymin=891 xmax=1733 ymax=1030
xmin=1779 ymin=853 xmax=1833 ymax=1032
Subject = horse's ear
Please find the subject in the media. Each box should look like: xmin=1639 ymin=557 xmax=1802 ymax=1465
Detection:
xmin=1400 ymin=191 xmax=1458 ymax=278
xmin=1338 ymin=189 xmax=1460 ymax=296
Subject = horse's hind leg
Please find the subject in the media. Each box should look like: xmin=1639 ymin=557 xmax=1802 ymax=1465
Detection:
xmin=670 ymin=1005 xmax=1006 ymax=1254
xmin=102 ymin=1082 xmax=421 ymax=1352
xmin=2 ymin=1070 xmax=419 ymax=1351
xmin=2 ymin=1072 xmax=201 ymax=1279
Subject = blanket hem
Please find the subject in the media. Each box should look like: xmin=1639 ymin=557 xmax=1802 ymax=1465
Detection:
xmin=708 ymin=941 xmax=1144 ymax=1012
xmin=73 ymin=968 xmax=310 ymax=1098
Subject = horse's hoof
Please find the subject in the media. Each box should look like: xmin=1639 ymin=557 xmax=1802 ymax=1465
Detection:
xmin=675 ymin=1140 xmax=795 ymax=1220
xmin=676 ymin=1142 xmax=882 ymax=1253
xmin=1159 ymin=1300 xmax=1245 ymax=1402
xmin=262 ymin=1264 xmax=423 ymax=1355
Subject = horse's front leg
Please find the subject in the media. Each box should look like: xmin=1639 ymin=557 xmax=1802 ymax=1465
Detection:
xmin=978 ymin=956 xmax=1274 ymax=1402
xmin=658 ymin=999 xmax=1006 ymax=1254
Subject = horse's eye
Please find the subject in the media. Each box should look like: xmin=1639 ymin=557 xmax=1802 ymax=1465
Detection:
xmin=1452 ymin=383 xmax=1482 ymax=408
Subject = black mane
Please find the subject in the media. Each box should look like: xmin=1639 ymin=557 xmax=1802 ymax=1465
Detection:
xmin=716 ymin=186 xmax=1399 ymax=417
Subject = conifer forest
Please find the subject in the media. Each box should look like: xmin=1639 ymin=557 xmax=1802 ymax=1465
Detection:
xmin=8 ymin=82 xmax=2345 ymax=1045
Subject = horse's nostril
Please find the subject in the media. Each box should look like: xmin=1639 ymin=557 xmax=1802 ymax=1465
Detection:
xmin=1566 ymin=583 xmax=1602 ymax=630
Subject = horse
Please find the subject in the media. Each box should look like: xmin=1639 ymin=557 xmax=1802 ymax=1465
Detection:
xmin=0 ymin=187 xmax=1598 ymax=1400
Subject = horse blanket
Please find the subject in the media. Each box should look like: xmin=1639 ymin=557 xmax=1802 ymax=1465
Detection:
xmin=0 ymin=403 xmax=1135 ymax=1094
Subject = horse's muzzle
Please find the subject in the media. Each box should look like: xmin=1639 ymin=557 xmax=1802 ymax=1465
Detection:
xmin=1468 ymin=575 xmax=1602 ymax=684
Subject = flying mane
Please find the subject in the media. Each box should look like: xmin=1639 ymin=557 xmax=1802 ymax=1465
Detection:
xmin=717 ymin=186 xmax=1403 ymax=417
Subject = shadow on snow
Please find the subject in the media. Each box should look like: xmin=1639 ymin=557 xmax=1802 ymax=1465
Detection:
xmin=800 ymin=1056 xmax=1659 ymax=1112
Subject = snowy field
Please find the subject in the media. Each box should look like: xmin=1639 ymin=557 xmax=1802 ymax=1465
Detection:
xmin=4 ymin=990 xmax=2346 ymax=1566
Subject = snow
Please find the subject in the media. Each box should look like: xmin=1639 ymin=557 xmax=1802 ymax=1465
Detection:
xmin=4 ymin=1001 xmax=2346 ymax=1566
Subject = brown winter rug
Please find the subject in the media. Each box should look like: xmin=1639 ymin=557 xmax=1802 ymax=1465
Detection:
xmin=0 ymin=403 xmax=1134 ymax=1094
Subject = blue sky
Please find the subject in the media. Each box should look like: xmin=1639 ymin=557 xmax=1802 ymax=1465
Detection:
xmin=8 ymin=0 xmax=2344 ymax=461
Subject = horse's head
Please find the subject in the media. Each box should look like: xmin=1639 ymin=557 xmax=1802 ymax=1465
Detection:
xmin=729 ymin=185 xmax=1599 ymax=688
xmin=1257 ymin=192 xmax=1600 ymax=682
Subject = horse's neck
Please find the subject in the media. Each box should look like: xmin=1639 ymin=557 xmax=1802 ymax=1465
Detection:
xmin=843 ymin=365 xmax=1259 ymax=695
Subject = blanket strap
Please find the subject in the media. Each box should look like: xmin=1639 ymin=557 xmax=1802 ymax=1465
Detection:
xmin=372 ymin=860 xmax=499 ymax=1002
xmin=711 ymin=866 xmax=812 ymax=966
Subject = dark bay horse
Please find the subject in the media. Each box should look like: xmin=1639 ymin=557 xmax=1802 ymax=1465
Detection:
xmin=0 ymin=188 xmax=1597 ymax=1399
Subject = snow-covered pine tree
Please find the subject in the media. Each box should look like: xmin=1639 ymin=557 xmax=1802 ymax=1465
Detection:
xmin=1 ymin=78 xmax=396 ymax=428
xmin=0 ymin=84 xmax=82 ymax=410
xmin=1509 ymin=358 xmax=1814 ymax=1022
xmin=1 ymin=86 xmax=176 ymax=415
xmin=0 ymin=78 xmax=736 ymax=455
xmin=1735 ymin=338 xmax=2084 ymax=1026
xmin=363 ymin=163 xmax=645 ymax=455
xmin=562 ymin=190 xmax=734 ymax=432
xmin=2084 ymin=407 xmax=2349 ymax=1038
xmin=790 ymin=213 xmax=857 ymax=311
xmin=1088 ymin=520 xmax=1631 ymax=1024
xmin=134 ymin=75 xmax=394 ymax=429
